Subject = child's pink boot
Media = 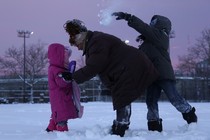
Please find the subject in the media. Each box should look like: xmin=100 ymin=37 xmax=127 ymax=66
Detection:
xmin=46 ymin=119 xmax=57 ymax=132
xmin=56 ymin=125 xmax=69 ymax=132
xmin=56 ymin=121 xmax=69 ymax=132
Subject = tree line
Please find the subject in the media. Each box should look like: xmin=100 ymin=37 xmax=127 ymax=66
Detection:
xmin=177 ymin=29 xmax=210 ymax=77
xmin=0 ymin=29 xmax=210 ymax=96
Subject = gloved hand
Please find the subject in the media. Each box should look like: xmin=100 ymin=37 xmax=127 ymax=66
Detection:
xmin=112 ymin=12 xmax=131 ymax=21
xmin=58 ymin=72 xmax=72 ymax=81
xmin=136 ymin=35 xmax=146 ymax=42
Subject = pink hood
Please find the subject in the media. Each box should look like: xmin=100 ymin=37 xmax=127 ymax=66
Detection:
xmin=48 ymin=43 xmax=65 ymax=67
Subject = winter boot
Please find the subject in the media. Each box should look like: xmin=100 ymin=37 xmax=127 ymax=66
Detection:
xmin=182 ymin=107 xmax=197 ymax=124
xmin=110 ymin=120 xmax=129 ymax=137
xmin=46 ymin=119 xmax=57 ymax=132
xmin=147 ymin=119 xmax=163 ymax=132
xmin=56 ymin=121 xmax=69 ymax=132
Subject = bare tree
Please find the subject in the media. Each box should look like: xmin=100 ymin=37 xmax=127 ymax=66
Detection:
xmin=0 ymin=40 xmax=48 ymax=102
xmin=177 ymin=29 xmax=210 ymax=75
xmin=0 ymin=40 xmax=48 ymax=76
xmin=177 ymin=54 xmax=197 ymax=75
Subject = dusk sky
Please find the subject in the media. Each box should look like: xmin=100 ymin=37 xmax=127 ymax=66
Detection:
xmin=0 ymin=0 xmax=210 ymax=68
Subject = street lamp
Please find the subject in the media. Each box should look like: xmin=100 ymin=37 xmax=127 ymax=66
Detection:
xmin=124 ymin=39 xmax=129 ymax=44
xmin=17 ymin=30 xmax=33 ymax=102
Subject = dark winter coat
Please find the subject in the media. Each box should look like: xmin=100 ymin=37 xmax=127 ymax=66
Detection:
xmin=72 ymin=31 xmax=159 ymax=110
xmin=128 ymin=15 xmax=175 ymax=81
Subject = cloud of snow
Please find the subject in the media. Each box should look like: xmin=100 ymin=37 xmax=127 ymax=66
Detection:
xmin=97 ymin=0 xmax=124 ymax=26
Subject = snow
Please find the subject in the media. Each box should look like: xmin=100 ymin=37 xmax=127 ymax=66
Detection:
xmin=97 ymin=0 xmax=123 ymax=26
xmin=0 ymin=102 xmax=209 ymax=140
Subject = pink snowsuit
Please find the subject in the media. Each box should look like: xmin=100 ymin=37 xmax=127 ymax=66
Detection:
xmin=48 ymin=43 xmax=78 ymax=123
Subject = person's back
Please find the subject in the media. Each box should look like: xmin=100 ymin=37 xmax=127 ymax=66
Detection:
xmin=72 ymin=30 xmax=159 ymax=110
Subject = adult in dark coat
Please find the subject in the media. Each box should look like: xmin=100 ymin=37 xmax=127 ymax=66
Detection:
xmin=61 ymin=19 xmax=159 ymax=137
xmin=112 ymin=12 xmax=197 ymax=132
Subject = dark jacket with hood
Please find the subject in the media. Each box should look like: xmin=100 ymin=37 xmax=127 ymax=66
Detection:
xmin=72 ymin=31 xmax=159 ymax=110
xmin=127 ymin=15 xmax=175 ymax=81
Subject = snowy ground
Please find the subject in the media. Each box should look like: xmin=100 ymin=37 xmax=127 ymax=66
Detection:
xmin=0 ymin=102 xmax=209 ymax=140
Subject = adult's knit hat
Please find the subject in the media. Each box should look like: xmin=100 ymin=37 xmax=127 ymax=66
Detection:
xmin=64 ymin=19 xmax=87 ymax=36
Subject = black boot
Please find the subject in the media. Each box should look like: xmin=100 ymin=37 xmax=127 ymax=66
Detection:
xmin=110 ymin=120 xmax=129 ymax=137
xmin=148 ymin=119 xmax=162 ymax=132
xmin=182 ymin=107 xmax=197 ymax=124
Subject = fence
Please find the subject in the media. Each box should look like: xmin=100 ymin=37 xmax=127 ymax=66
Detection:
xmin=0 ymin=76 xmax=210 ymax=103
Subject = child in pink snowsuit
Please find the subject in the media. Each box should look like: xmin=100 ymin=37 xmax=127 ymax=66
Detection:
xmin=46 ymin=43 xmax=83 ymax=132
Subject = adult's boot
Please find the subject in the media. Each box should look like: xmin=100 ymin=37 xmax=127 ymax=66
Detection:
xmin=147 ymin=118 xmax=162 ymax=132
xmin=110 ymin=120 xmax=129 ymax=137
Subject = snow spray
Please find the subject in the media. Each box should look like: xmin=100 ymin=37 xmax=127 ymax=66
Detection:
xmin=97 ymin=0 xmax=123 ymax=26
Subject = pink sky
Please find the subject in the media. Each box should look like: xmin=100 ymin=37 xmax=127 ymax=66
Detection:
xmin=0 ymin=0 xmax=210 ymax=68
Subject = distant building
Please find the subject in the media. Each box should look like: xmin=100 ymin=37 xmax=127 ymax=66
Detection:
xmin=195 ymin=58 xmax=210 ymax=77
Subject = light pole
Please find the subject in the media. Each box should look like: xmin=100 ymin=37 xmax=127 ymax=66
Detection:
xmin=17 ymin=30 xmax=33 ymax=103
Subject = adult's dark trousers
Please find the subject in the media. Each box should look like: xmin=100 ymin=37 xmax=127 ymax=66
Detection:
xmin=115 ymin=104 xmax=131 ymax=124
